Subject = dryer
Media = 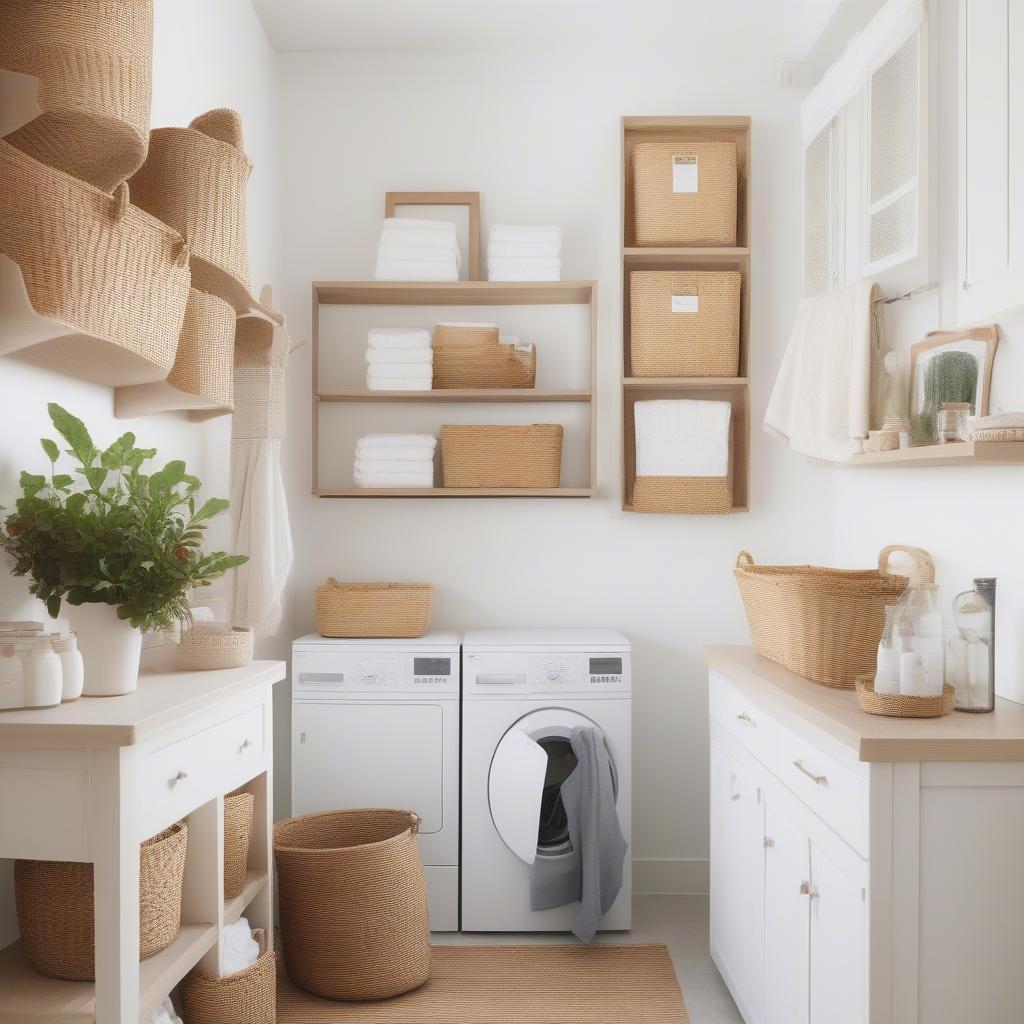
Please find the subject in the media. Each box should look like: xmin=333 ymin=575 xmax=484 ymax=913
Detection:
xmin=461 ymin=629 xmax=631 ymax=932
xmin=291 ymin=632 xmax=460 ymax=931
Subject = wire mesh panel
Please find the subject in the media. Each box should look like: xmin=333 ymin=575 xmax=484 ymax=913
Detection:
xmin=803 ymin=118 xmax=838 ymax=297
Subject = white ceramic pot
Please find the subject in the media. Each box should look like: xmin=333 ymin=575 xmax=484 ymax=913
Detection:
xmin=65 ymin=602 xmax=143 ymax=697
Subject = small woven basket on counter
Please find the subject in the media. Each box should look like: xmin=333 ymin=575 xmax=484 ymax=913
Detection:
xmin=440 ymin=424 xmax=562 ymax=488
xmin=224 ymin=788 xmax=255 ymax=899
xmin=432 ymin=323 xmax=536 ymax=389
xmin=175 ymin=622 xmax=254 ymax=671
xmin=316 ymin=580 xmax=432 ymax=638
xmin=855 ymin=676 xmax=956 ymax=719
xmin=181 ymin=927 xmax=276 ymax=1024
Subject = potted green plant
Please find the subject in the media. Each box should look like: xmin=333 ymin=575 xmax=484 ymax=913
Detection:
xmin=0 ymin=404 xmax=247 ymax=696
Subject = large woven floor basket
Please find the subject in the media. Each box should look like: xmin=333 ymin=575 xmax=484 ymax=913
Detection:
xmin=181 ymin=927 xmax=275 ymax=1024
xmin=224 ymin=788 xmax=255 ymax=899
xmin=734 ymin=550 xmax=908 ymax=687
xmin=316 ymin=580 xmax=432 ymax=638
xmin=441 ymin=424 xmax=563 ymax=488
xmin=273 ymin=809 xmax=431 ymax=1001
xmin=14 ymin=820 xmax=187 ymax=981
xmin=432 ymin=323 xmax=536 ymax=388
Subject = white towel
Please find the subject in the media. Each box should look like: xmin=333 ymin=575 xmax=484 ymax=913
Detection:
xmin=377 ymin=244 xmax=461 ymax=264
xmin=375 ymin=259 xmax=459 ymax=282
xmin=221 ymin=916 xmax=260 ymax=976
xmin=356 ymin=433 xmax=437 ymax=449
xmin=356 ymin=445 xmax=435 ymax=462
xmin=634 ymin=400 xmax=731 ymax=477
xmin=355 ymin=458 xmax=435 ymax=475
xmin=144 ymin=998 xmax=183 ymax=1024
xmin=355 ymin=471 xmax=434 ymax=488
xmin=384 ymin=217 xmax=457 ymax=236
xmin=380 ymin=227 xmax=459 ymax=249
xmin=764 ymin=282 xmax=878 ymax=463
xmin=488 ymin=266 xmax=561 ymax=281
xmin=487 ymin=256 xmax=562 ymax=271
xmin=489 ymin=224 xmax=562 ymax=244
xmin=488 ymin=240 xmax=562 ymax=259
xmin=367 ymin=377 xmax=433 ymax=391
xmin=365 ymin=347 xmax=432 ymax=365
xmin=365 ymin=361 xmax=433 ymax=380
xmin=367 ymin=328 xmax=431 ymax=350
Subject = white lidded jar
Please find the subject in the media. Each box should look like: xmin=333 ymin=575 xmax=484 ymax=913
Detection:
xmin=22 ymin=635 xmax=62 ymax=707
xmin=0 ymin=643 xmax=26 ymax=710
xmin=51 ymin=633 xmax=84 ymax=702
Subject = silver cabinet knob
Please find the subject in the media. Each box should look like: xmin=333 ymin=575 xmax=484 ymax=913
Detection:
xmin=240 ymin=738 xmax=254 ymax=751
xmin=171 ymin=770 xmax=188 ymax=783
xmin=793 ymin=759 xmax=828 ymax=786
xmin=736 ymin=711 xmax=755 ymax=726
xmin=800 ymin=881 xmax=819 ymax=899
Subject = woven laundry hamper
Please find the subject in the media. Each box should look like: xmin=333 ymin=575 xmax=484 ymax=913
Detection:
xmin=630 ymin=270 xmax=741 ymax=377
xmin=273 ymin=809 xmax=431 ymax=1001
xmin=175 ymin=622 xmax=254 ymax=671
xmin=316 ymin=581 xmax=433 ymax=638
xmin=432 ymin=323 xmax=536 ymax=388
xmin=114 ymin=287 xmax=236 ymax=417
xmin=223 ymin=789 xmax=255 ymax=900
xmin=632 ymin=475 xmax=732 ymax=515
xmin=0 ymin=140 xmax=190 ymax=385
xmin=0 ymin=1 xmax=153 ymax=192
xmin=733 ymin=549 xmax=910 ymax=688
xmin=14 ymin=820 xmax=187 ymax=981
xmin=181 ymin=928 xmax=275 ymax=1024
xmin=441 ymin=424 xmax=563 ymax=487
xmin=632 ymin=140 xmax=738 ymax=245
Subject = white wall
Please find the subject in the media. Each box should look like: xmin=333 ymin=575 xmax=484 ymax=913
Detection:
xmin=0 ymin=0 xmax=282 ymax=947
xmin=277 ymin=35 xmax=833 ymax=893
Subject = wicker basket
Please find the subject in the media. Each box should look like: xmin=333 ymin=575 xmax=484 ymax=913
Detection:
xmin=273 ymin=809 xmax=431 ymax=1001
xmin=14 ymin=820 xmax=187 ymax=981
xmin=734 ymin=549 xmax=909 ymax=688
xmin=633 ymin=475 xmax=731 ymax=514
xmin=855 ymin=677 xmax=955 ymax=718
xmin=0 ymin=139 xmax=190 ymax=386
xmin=441 ymin=424 xmax=562 ymax=488
xmin=316 ymin=580 xmax=432 ymax=638
xmin=224 ymin=789 xmax=255 ymax=899
xmin=181 ymin=928 xmax=275 ymax=1024
xmin=632 ymin=140 xmax=738 ymax=245
xmin=175 ymin=623 xmax=254 ymax=671
xmin=630 ymin=271 xmax=741 ymax=377
xmin=0 ymin=1 xmax=153 ymax=192
xmin=432 ymin=323 xmax=536 ymax=388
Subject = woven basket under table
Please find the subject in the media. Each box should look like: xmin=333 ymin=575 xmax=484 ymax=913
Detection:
xmin=181 ymin=928 xmax=276 ymax=1024
xmin=440 ymin=424 xmax=563 ymax=488
xmin=316 ymin=580 xmax=432 ymax=638
xmin=224 ymin=788 xmax=255 ymax=899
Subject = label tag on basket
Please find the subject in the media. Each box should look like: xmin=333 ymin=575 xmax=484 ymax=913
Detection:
xmin=671 ymin=294 xmax=699 ymax=313
xmin=672 ymin=155 xmax=698 ymax=193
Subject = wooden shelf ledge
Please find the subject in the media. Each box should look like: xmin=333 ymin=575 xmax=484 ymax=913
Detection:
xmin=314 ymin=280 xmax=595 ymax=306
xmin=624 ymin=377 xmax=748 ymax=389
xmin=224 ymin=870 xmax=268 ymax=926
xmin=318 ymin=388 xmax=591 ymax=403
xmin=847 ymin=440 xmax=1024 ymax=467
xmin=315 ymin=487 xmax=594 ymax=498
xmin=623 ymin=246 xmax=750 ymax=265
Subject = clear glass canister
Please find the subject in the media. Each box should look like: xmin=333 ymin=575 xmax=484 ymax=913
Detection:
xmin=950 ymin=578 xmax=996 ymax=712
xmin=937 ymin=402 xmax=971 ymax=443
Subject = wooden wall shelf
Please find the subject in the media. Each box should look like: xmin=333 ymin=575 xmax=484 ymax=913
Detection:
xmin=318 ymin=388 xmax=591 ymax=403
xmin=848 ymin=440 xmax=1024 ymax=467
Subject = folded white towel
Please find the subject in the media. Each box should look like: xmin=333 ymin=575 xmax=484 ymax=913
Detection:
xmin=367 ymin=377 xmax=433 ymax=391
xmin=356 ymin=445 xmax=435 ymax=462
xmin=365 ymin=361 xmax=433 ymax=379
xmin=377 ymin=244 xmax=461 ymax=264
xmin=487 ymin=240 xmax=562 ymax=259
xmin=489 ymin=224 xmax=562 ymax=244
xmin=487 ymin=256 xmax=562 ymax=270
xmin=355 ymin=458 xmax=435 ymax=475
xmin=375 ymin=259 xmax=459 ymax=282
xmin=354 ymin=471 xmax=434 ymax=488
xmin=384 ymin=217 xmax=457 ymax=235
xmin=636 ymin=441 xmax=729 ymax=477
xmin=634 ymin=400 xmax=731 ymax=477
xmin=367 ymin=327 xmax=432 ymax=350
xmin=220 ymin=917 xmax=260 ymax=977
xmin=488 ymin=267 xmax=561 ymax=281
xmin=365 ymin=347 xmax=433 ymax=365
xmin=357 ymin=433 xmax=437 ymax=449
xmin=380 ymin=227 xmax=460 ymax=249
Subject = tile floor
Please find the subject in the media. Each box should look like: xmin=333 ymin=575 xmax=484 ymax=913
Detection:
xmin=437 ymin=894 xmax=744 ymax=1023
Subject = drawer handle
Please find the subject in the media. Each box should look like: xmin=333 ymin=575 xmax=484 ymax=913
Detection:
xmin=736 ymin=711 xmax=755 ymax=726
xmin=793 ymin=759 xmax=828 ymax=787
xmin=240 ymin=738 xmax=254 ymax=751
xmin=170 ymin=770 xmax=188 ymax=784
xmin=799 ymin=881 xmax=820 ymax=899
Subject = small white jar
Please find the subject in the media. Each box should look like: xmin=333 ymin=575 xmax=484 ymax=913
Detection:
xmin=52 ymin=633 xmax=84 ymax=702
xmin=22 ymin=635 xmax=62 ymax=708
xmin=0 ymin=643 xmax=26 ymax=710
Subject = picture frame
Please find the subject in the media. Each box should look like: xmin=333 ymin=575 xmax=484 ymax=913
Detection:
xmin=384 ymin=191 xmax=481 ymax=281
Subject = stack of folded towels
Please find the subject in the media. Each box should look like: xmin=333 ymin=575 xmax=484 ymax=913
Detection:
xmin=487 ymin=225 xmax=562 ymax=281
xmin=366 ymin=327 xmax=433 ymax=391
xmin=634 ymin=399 xmax=731 ymax=478
xmin=374 ymin=217 xmax=460 ymax=281
xmin=354 ymin=433 xmax=437 ymax=488
xmin=222 ymin=916 xmax=261 ymax=975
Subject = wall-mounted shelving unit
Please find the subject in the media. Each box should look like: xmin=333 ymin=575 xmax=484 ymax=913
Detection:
xmin=312 ymin=279 xmax=596 ymax=497
xmin=620 ymin=116 xmax=751 ymax=513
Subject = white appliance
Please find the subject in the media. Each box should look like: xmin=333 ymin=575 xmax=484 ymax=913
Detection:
xmin=291 ymin=632 xmax=460 ymax=931
xmin=461 ymin=628 xmax=631 ymax=932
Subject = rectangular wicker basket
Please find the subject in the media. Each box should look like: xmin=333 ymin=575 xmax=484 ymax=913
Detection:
xmin=632 ymin=140 xmax=738 ymax=246
xmin=632 ymin=475 xmax=732 ymax=514
xmin=440 ymin=424 xmax=563 ymax=488
xmin=315 ymin=581 xmax=433 ymax=638
xmin=629 ymin=270 xmax=741 ymax=377
xmin=432 ymin=323 xmax=536 ymax=389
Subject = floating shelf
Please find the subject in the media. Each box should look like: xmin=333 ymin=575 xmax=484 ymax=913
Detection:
xmin=318 ymin=388 xmax=591 ymax=403
xmin=317 ymin=487 xmax=594 ymax=498
xmin=315 ymin=280 xmax=594 ymax=306
xmin=848 ymin=440 xmax=1024 ymax=467
xmin=624 ymin=377 xmax=748 ymax=389
xmin=623 ymin=246 xmax=750 ymax=265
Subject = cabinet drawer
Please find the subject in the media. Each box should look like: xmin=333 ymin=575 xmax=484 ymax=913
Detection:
xmin=710 ymin=674 xmax=778 ymax=771
xmin=136 ymin=705 xmax=266 ymax=836
xmin=777 ymin=723 xmax=868 ymax=857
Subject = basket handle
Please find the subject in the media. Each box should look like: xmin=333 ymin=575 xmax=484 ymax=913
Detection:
xmin=878 ymin=545 xmax=935 ymax=587
xmin=409 ymin=812 xmax=421 ymax=835
xmin=172 ymin=236 xmax=190 ymax=269
xmin=326 ymin=576 xmax=339 ymax=588
xmin=736 ymin=551 xmax=755 ymax=568
xmin=111 ymin=181 xmax=130 ymax=222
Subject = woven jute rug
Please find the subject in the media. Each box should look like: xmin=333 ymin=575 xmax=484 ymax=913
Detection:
xmin=277 ymin=943 xmax=689 ymax=1023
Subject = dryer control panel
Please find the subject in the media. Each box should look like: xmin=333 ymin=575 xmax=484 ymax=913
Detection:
xmin=292 ymin=649 xmax=459 ymax=698
xmin=464 ymin=651 xmax=631 ymax=696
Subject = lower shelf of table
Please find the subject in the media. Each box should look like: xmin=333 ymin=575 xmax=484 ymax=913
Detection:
xmin=315 ymin=486 xmax=594 ymax=497
xmin=225 ymin=870 xmax=268 ymax=925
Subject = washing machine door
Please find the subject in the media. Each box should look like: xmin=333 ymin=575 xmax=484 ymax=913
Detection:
xmin=488 ymin=708 xmax=604 ymax=865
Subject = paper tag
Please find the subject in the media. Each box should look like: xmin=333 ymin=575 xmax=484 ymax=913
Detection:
xmin=671 ymin=294 xmax=699 ymax=313
xmin=672 ymin=154 xmax=698 ymax=193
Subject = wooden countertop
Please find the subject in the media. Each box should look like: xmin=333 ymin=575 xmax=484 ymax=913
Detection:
xmin=703 ymin=646 xmax=1024 ymax=763
xmin=0 ymin=660 xmax=286 ymax=748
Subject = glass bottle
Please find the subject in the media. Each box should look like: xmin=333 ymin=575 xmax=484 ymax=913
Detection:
xmin=891 ymin=552 xmax=945 ymax=697
xmin=953 ymin=578 xmax=996 ymax=712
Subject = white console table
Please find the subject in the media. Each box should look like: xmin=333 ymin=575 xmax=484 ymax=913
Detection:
xmin=0 ymin=660 xmax=285 ymax=1023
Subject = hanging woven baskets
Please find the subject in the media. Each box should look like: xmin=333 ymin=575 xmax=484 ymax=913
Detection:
xmin=0 ymin=139 xmax=190 ymax=386
xmin=0 ymin=0 xmax=153 ymax=193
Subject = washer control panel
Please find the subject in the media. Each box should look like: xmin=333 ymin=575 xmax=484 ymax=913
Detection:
xmin=292 ymin=650 xmax=458 ymax=696
xmin=463 ymin=652 xmax=630 ymax=695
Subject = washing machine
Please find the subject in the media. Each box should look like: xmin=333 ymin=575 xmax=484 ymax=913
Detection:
xmin=291 ymin=632 xmax=460 ymax=931
xmin=461 ymin=628 xmax=631 ymax=932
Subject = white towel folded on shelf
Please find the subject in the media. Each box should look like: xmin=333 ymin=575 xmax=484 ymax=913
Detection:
xmin=221 ymin=916 xmax=261 ymax=976
xmin=489 ymin=224 xmax=562 ymax=244
xmin=375 ymin=259 xmax=459 ymax=282
xmin=487 ymin=266 xmax=561 ymax=281
xmin=634 ymin=399 xmax=731 ymax=477
xmin=356 ymin=445 xmax=435 ymax=462
xmin=383 ymin=217 xmax=457 ymax=236
xmin=354 ymin=471 xmax=434 ymax=488
xmin=365 ymin=347 xmax=433 ymax=365
xmin=376 ymin=244 xmax=462 ymax=265
xmin=365 ymin=361 xmax=433 ymax=379
xmin=367 ymin=328 xmax=432 ymax=350
xmin=380 ymin=227 xmax=459 ymax=249
xmin=355 ymin=458 xmax=435 ymax=475
xmin=366 ymin=377 xmax=433 ymax=391
xmin=356 ymin=433 xmax=438 ymax=449
xmin=487 ymin=239 xmax=562 ymax=259
xmin=487 ymin=256 xmax=562 ymax=271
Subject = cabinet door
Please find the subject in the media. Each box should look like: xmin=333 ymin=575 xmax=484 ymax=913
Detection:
xmin=709 ymin=739 xmax=731 ymax=961
xmin=764 ymin=800 xmax=810 ymax=1024
xmin=808 ymin=840 xmax=868 ymax=1024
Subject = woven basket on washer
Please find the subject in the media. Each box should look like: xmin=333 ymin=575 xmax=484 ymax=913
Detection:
xmin=633 ymin=476 xmax=731 ymax=515
xmin=181 ymin=927 xmax=275 ymax=1024
xmin=432 ymin=323 xmax=536 ymax=389
xmin=316 ymin=580 xmax=432 ymax=638
xmin=14 ymin=820 xmax=187 ymax=981
xmin=441 ymin=424 xmax=563 ymax=488
xmin=0 ymin=1 xmax=153 ymax=192
xmin=175 ymin=623 xmax=254 ymax=671
xmin=224 ymin=789 xmax=255 ymax=899
xmin=0 ymin=139 xmax=190 ymax=386
xmin=630 ymin=271 xmax=741 ymax=377
xmin=273 ymin=809 xmax=431 ymax=1001
xmin=632 ymin=140 xmax=738 ymax=245
xmin=733 ymin=550 xmax=909 ymax=688
xmin=855 ymin=677 xmax=955 ymax=718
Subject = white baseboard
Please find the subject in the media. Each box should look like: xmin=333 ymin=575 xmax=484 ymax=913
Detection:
xmin=632 ymin=857 xmax=709 ymax=896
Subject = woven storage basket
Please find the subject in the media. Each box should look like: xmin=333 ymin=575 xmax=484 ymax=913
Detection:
xmin=0 ymin=140 xmax=190 ymax=385
xmin=733 ymin=549 xmax=909 ymax=688
xmin=856 ymin=677 xmax=955 ymax=718
xmin=14 ymin=820 xmax=187 ymax=981
xmin=176 ymin=623 xmax=254 ymax=671
xmin=633 ymin=475 xmax=731 ymax=514
xmin=632 ymin=140 xmax=738 ymax=245
xmin=224 ymin=788 xmax=255 ymax=899
xmin=181 ymin=928 xmax=275 ymax=1024
xmin=273 ymin=809 xmax=431 ymax=1001
xmin=432 ymin=323 xmax=536 ymax=389
xmin=0 ymin=1 xmax=153 ymax=192
xmin=630 ymin=270 xmax=741 ymax=377
xmin=316 ymin=580 xmax=432 ymax=638
xmin=441 ymin=424 xmax=563 ymax=488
